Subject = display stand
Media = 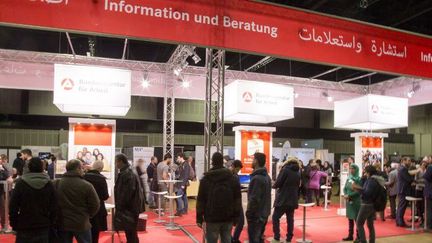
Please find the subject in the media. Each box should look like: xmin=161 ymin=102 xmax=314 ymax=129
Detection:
xmin=152 ymin=191 xmax=168 ymax=223
xmin=233 ymin=126 xmax=276 ymax=178
xmin=406 ymin=196 xmax=422 ymax=231
xmin=351 ymin=132 xmax=388 ymax=175
xmin=164 ymin=194 xmax=182 ymax=230
xmin=159 ymin=179 xmax=183 ymax=230
xmin=320 ymin=185 xmax=331 ymax=211
xmin=297 ymin=203 xmax=315 ymax=243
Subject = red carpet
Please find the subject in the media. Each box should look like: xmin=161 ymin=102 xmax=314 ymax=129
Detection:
xmin=0 ymin=205 xmax=422 ymax=243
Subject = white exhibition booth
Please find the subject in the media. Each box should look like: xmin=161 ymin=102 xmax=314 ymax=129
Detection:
xmin=334 ymin=94 xmax=408 ymax=215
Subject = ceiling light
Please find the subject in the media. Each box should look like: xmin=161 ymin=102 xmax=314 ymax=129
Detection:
xmin=141 ymin=71 xmax=150 ymax=88
xmin=141 ymin=80 xmax=150 ymax=88
xmin=192 ymin=54 xmax=201 ymax=64
xmin=407 ymin=90 xmax=414 ymax=98
xmin=294 ymin=92 xmax=299 ymax=99
xmin=173 ymin=66 xmax=182 ymax=76
xmin=407 ymin=83 xmax=421 ymax=98
xmin=359 ymin=0 xmax=368 ymax=8
xmin=181 ymin=80 xmax=190 ymax=88
xmin=322 ymin=91 xmax=333 ymax=102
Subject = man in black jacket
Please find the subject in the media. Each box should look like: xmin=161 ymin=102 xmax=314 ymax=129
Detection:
xmin=9 ymin=157 xmax=57 ymax=243
xmin=175 ymin=153 xmax=191 ymax=216
xmin=84 ymin=160 xmax=109 ymax=243
xmin=247 ymin=152 xmax=271 ymax=243
xmin=272 ymin=158 xmax=301 ymax=243
xmin=196 ymin=152 xmax=241 ymax=243
xmin=396 ymin=157 xmax=420 ymax=227
xmin=114 ymin=154 xmax=144 ymax=243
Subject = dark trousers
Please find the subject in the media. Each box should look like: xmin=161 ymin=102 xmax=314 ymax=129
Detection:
xmin=91 ymin=226 xmax=100 ymax=243
xmin=356 ymin=204 xmax=376 ymax=243
xmin=306 ymin=189 xmax=320 ymax=206
xmin=347 ymin=219 xmax=359 ymax=239
xmin=415 ymin=190 xmax=424 ymax=221
xmin=426 ymin=197 xmax=432 ymax=230
xmin=125 ymin=229 xmax=139 ymax=243
xmin=396 ymin=194 xmax=409 ymax=226
xmin=389 ymin=195 xmax=397 ymax=218
xmin=272 ymin=206 xmax=295 ymax=241
xmin=232 ymin=206 xmax=244 ymax=242
xmin=16 ymin=229 xmax=50 ymax=243
xmin=60 ymin=230 xmax=92 ymax=243
xmin=247 ymin=219 xmax=267 ymax=243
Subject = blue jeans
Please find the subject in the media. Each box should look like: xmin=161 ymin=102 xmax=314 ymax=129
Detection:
xmin=356 ymin=204 xmax=376 ymax=243
xmin=205 ymin=222 xmax=232 ymax=243
xmin=232 ymin=206 xmax=244 ymax=241
xmin=16 ymin=229 xmax=49 ymax=243
xmin=176 ymin=188 xmax=188 ymax=214
xmin=272 ymin=206 xmax=295 ymax=241
xmin=248 ymin=219 xmax=267 ymax=243
xmin=60 ymin=229 xmax=92 ymax=243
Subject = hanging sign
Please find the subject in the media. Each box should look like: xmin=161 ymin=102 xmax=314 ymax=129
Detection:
xmin=224 ymin=80 xmax=294 ymax=123
xmin=334 ymin=94 xmax=408 ymax=130
xmin=53 ymin=64 xmax=131 ymax=116
xmin=1 ymin=0 xmax=432 ymax=78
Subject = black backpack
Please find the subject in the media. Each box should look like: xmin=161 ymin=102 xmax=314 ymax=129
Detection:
xmin=206 ymin=178 xmax=234 ymax=221
xmin=373 ymin=178 xmax=388 ymax=211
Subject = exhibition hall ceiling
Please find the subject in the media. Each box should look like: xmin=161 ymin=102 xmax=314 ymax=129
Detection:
xmin=0 ymin=0 xmax=431 ymax=85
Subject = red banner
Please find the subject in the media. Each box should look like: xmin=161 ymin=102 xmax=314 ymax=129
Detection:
xmin=1 ymin=0 xmax=432 ymax=78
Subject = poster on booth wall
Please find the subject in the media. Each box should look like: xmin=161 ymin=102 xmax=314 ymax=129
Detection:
xmin=132 ymin=147 xmax=155 ymax=169
xmin=361 ymin=136 xmax=383 ymax=169
xmin=68 ymin=123 xmax=115 ymax=178
xmin=240 ymin=131 xmax=271 ymax=175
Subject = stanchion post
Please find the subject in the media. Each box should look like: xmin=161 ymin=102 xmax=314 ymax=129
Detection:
xmin=425 ymin=196 xmax=428 ymax=230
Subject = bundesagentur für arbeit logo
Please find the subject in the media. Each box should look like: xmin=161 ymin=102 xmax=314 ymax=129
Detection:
xmin=61 ymin=78 xmax=75 ymax=91
xmin=242 ymin=91 xmax=253 ymax=103
xmin=371 ymin=104 xmax=379 ymax=113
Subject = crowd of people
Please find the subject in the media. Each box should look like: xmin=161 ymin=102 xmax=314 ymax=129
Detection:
xmin=2 ymin=148 xmax=432 ymax=243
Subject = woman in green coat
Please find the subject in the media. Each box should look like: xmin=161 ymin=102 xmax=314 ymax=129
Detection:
xmin=343 ymin=163 xmax=361 ymax=241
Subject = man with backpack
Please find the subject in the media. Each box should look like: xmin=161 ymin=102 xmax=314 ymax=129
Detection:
xmin=196 ymin=152 xmax=242 ymax=243
xmin=352 ymin=165 xmax=386 ymax=243
xmin=114 ymin=154 xmax=145 ymax=243
xmin=247 ymin=153 xmax=272 ymax=243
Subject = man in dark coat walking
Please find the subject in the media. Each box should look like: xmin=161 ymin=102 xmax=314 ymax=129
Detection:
xmin=247 ymin=152 xmax=271 ymax=243
xmin=114 ymin=154 xmax=145 ymax=243
xmin=84 ymin=160 xmax=109 ymax=243
xmin=272 ymin=158 xmax=301 ymax=243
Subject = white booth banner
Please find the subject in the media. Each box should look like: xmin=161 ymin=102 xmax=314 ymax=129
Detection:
xmin=224 ymin=80 xmax=294 ymax=123
xmin=334 ymin=94 xmax=408 ymax=130
xmin=53 ymin=64 xmax=131 ymax=116
xmin=132 ymin=147 xmax=155 ymax=169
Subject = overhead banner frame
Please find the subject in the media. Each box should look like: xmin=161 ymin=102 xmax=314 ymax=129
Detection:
xmin=1 ymin=0 xmax=432 ymax=79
